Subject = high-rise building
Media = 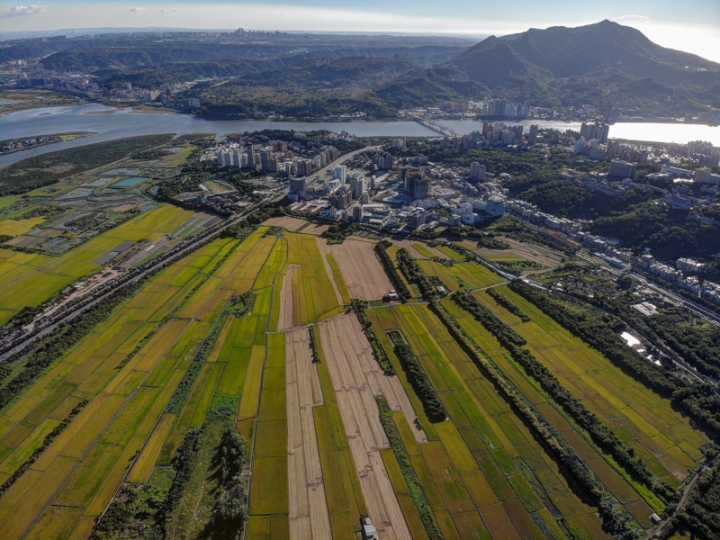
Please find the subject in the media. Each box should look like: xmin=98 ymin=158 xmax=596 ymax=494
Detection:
xmin=352 ymin=205 xmax=364 ymax=222
xmin=334 ymin=165 xmax=347 ymax=182
xmin=528 ymin=124 xmax=539 ymax=145
xmin=352 ymin=177 xmax=366 ymax=198
xmin=608 ymin=160 xmax=637 ymax=179
xmin=246 ymin=146 xmax=257 ymax=169
xmin=260 ymin=151 xmax=272 ymax=171
xmin=469 ymin=162 xmax=486 ymax=182
xmin=580 ymin=122 xmax=610 ymax=144
xmin=288 ymin=177 xmax=307 ymax=200
xmin=413 ymin=178 xmax=430 ymax=200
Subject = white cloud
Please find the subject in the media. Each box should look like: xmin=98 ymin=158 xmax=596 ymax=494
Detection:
xmin=0 ymin=5 xmax=46 ymax=18
xmin=611 ymin=15 xmax=650 ymax=24
xmin=129 ymin=7 xmax=145 ymax=13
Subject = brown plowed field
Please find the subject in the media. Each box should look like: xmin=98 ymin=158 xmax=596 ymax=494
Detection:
xmin=318 ymin=313 xmax=428 ymax=540
xmin=299 ymin=223 xmax=330 ymax=236
xmin=286 ymin=328 xmax=332 ymax=540
xmin=262 ymin=216 xmax=308 ymax=231
xmin=318 ymin=239 xmax=393 ymax=301
xmin=278 ymin=264 xmax=299 ymax=331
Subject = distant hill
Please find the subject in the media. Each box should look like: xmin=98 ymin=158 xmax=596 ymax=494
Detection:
xmin=427 ymin=20 xmax=720 ymax=116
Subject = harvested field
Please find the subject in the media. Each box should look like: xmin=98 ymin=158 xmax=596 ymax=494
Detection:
xmin=473 ymin=236 xmax=564 ymax=271
xmin=278 ymin=265 xmax=299 ymax=331
xmin=286 ymin=328 xmax=332 ymax=540
xmin=299 ymin=223 xmax=330 ymax=236
xmin=318 ymin=313 xmax=427 ymax=540
xmin=386 ymin=238 xmax=433 ymax=259
xmin=262 ymin=216 xmax=308 ymax=231
xmin=318 ymin=238 xmax=393 ymax=301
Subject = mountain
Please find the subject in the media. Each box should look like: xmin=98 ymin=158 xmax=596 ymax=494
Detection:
xmin=409 ymin=19 xmax=720 ymax=117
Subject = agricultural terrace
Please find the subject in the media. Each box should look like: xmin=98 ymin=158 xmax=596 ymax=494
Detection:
xmin=0 ymin=204 xmax=193 ymax=325
xmin=465 ymin=286 xmax=709 ymax=487
xmin=368 ymin=303 xmax=612 ymax=539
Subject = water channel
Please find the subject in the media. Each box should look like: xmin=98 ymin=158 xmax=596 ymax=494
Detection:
xmin=1 ymin=104 xmax=718 ymax=167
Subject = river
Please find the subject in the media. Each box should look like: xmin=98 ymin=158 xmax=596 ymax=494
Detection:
xmin=1 ymin=104 xmax=718 ymax=167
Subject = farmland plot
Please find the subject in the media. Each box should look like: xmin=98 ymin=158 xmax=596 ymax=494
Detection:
xmin=473 ymin=286 xmax=709 ymax=485
xmin=370 ymin=303 xmax=613 ymax=539
xmin=318 ymin=237 xmax=393 ymax=301
xmin=318 ymin=313 xmax=431 ymax=540
xmin=285 ymin=328 xmax=332 ymax=540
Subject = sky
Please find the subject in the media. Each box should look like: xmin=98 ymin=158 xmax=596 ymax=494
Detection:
xmin=1 ymin=0 xmax=720 ymax=62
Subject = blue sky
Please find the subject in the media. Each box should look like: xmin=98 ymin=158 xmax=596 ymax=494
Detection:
xmin=2 ymin=0 xmax=719 ymax=61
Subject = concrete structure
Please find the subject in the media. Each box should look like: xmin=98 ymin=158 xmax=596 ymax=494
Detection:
xmin=288 ymin=177 xmax=307 ymax=200
xmin=486 ymin=195 xmax=505 ymax=216
xmin=469 ymin=162 xmax=486 ymax=182
xmin=609 ymin=159 xmax=637 ymax=179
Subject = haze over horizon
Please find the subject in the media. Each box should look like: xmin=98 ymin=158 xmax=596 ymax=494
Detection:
xmin=1 ymin=0 xmax=720 ymax=63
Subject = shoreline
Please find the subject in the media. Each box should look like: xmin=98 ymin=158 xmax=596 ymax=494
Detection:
xmin=0 ymin=131 xmax=96 ymax=156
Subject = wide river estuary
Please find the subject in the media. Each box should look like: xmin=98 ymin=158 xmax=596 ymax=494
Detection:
xmin=1 ymin=104 xmax=719 ymax=167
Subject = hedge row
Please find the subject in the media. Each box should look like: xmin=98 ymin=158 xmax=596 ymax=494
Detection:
xmin=452 ymin=290 xmax=526 ymax=347
xmin=486 ymin=288 xmax=531 ymax=322
xmin=396 ymin=248 xmax=435 ymax=299
xmin=376 ymin=396 xmax=443 ymax=540
xmin=165 ymin=293 xmax=254 ymax=415
xmin=374 ymin=240 xmax=411 ymax=301
xmin=387 ymin=330 xmax=446 ymax=422
xmin=351 ymin=300 xmax=395 ymax=375
xmin=428 ymin=301 xmax=642 ymax=539
xmin=0 ymin=398 xmax=89 ymax=497
xmin=452 ymin=291 xmax=674 ymax=501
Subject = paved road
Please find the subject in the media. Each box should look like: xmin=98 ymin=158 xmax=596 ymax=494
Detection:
xmin=305 ymin=145 xmax=379 ymax=188
xmin=652 ymin=452 xmax=720 ymax=538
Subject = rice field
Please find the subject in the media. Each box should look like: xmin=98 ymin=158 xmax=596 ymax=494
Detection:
xmin=0 ymin=216 xmax=45 ymax=237
xmin=0 ymin=224 xmax=293 ymax=538
xmin=0 ymin=204 xmax=194 ymax=325
xmin=286 ymin=232 xmax=342 ymax=325
xmin=369 ymin=303 xmax=613 ymax=539
xmin=417 ymin=258 xmax=507 ymax=292
xmin=0 ymin=218 xmax=701 ymax=539
xmin=469 ymin=285 xmax=709 ymax=487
